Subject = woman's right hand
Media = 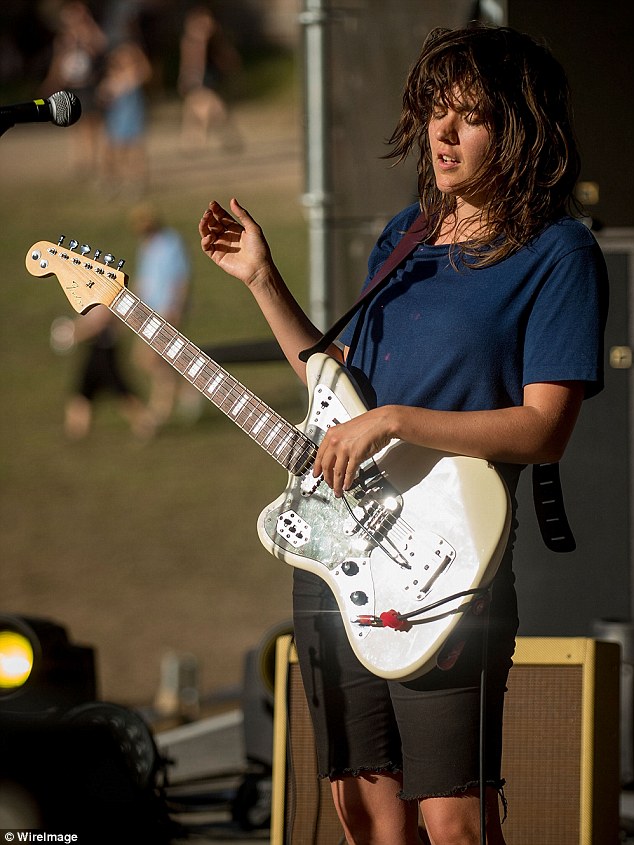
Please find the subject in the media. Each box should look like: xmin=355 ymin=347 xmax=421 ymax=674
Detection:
xmin=200 ymin=196 xmax=324 ymax=383
xmin=199 ymin=198 xmax=273 ymax=289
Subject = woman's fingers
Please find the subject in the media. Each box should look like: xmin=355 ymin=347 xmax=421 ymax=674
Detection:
xmin=314 ymin=437 xmax=358 ymax=498
xmin=313 ymin=410 xmax=394 ymax=497
xmin=200 ymin=200 xmax=241 ymax=252
xmin=229 ymin=197 xmax=262 ymax=237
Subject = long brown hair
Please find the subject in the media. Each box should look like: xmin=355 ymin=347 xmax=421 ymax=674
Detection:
xmin=388 ymin=26 xmax=581 ymax=267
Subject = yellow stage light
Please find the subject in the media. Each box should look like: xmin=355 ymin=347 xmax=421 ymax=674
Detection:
xmin=0 ymin=630 xmax=34 ymax=690
xmin=0 ymin=615 xmax=95 ymax=715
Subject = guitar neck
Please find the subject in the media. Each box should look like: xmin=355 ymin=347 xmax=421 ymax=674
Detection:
xmin=110 ymin=287 xmax=315 ymax=475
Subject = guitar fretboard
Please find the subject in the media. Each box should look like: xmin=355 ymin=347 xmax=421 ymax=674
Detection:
xmin=111 ymin=288 xmax=316 ymax=476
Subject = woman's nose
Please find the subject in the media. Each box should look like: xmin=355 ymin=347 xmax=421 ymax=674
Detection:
xmin=434 ymin=114 xmax=458 ymax=142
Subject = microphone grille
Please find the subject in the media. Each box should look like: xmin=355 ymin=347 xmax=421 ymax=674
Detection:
xmin=48 ymin=91 xmax=82 ymax=127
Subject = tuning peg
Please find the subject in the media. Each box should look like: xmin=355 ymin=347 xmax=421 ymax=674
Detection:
xmin=57 ymin=235 xmax=65 ymax=246
xmin=93 ymin=248 xmax=102 ymax=260
xmin=103 ymin=253 xmax=115 ymax=266
xmin=80 ymin=243 xmax=91 ymax=256
xmin=68 ymin=239 xmax=78 ymax=251
xmin=116 ymin=259 xmax=126 ymax=271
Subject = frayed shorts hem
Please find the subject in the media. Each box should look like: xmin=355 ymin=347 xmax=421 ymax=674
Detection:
xmin=398 ymin=777 xmax=506 ymax=802
xmin=321 ymin=762 xmax=402 ymax=781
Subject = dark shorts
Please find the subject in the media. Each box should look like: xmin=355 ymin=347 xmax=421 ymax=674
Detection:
xmin=292 ymin=558 xmax=518 ymax=800
xmin=77 ymin=344 xmax=133 ymax=401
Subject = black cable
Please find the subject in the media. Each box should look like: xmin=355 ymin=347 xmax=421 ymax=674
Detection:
xmin=479 ymin=605 xmax=490 ymax=845
xmin=400 ymin=588 xmax=489 ymax=620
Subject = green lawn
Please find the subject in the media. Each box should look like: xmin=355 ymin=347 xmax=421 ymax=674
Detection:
xmin=1 ymin=61 xmax=310 ymax=707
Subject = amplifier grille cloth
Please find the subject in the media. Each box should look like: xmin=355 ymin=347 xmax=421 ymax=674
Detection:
xmin=502 ymin=664 xmax=583 ymax=844
xmin=285 ymin=664 xmax=344 ymax=844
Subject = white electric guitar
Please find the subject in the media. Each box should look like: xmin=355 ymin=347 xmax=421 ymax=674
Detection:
xmin=26 ymin=238 xmax=511 ymax=681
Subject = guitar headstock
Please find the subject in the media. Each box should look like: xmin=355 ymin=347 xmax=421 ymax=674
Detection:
xmin=25 ymin=237 xmax=128 ymax=314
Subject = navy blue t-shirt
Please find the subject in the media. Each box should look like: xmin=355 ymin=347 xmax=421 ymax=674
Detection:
xmin=340 ymin=204 xmax=608 ymax=413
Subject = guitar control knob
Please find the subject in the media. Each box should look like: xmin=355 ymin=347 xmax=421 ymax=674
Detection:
xmin=341 ymin=560 xmax=359 ymax=576
xmin=350 ymin=591 xmax=368 ymax=606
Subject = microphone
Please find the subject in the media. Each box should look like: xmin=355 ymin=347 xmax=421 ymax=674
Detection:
xmin=0 ymin=91 xmax=82 ymax=128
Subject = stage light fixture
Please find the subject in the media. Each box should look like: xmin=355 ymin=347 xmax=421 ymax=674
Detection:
xmin=0 ymin=615 xmax=175 ymax=841
xmin=0 ymin=629 xmax=34 ymax=690
xmin=0 ymin=614 xmax=96 ymax=718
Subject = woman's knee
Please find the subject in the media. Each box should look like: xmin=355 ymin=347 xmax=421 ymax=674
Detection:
xmin=420 ymin=788 xmax=505 ymax=845
xmin=330 ymin=772 xmax=419 ymax=845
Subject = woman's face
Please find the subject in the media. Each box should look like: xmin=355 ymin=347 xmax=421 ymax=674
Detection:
xmin=427 ymin=92 xmax=491 ymax=211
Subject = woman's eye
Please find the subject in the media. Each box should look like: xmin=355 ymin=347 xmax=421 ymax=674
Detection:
xmin=464 ymin=109 xmax=484 ymax=126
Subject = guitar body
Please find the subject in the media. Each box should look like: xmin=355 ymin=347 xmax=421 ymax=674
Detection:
xmin=26 ymin=242 xmax=511 ymax=682
xmin=258 ymin=354 xmax=511 ymax=681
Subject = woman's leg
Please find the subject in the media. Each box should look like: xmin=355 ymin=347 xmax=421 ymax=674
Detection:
xmin=331 ymin=771 xmax=421 ymax=845
xmin=420 ymin=787 xmax=505 ymax=845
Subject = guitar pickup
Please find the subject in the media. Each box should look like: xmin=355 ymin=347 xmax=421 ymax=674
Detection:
xmin=300 ymin=472 xmax=322 ymax=496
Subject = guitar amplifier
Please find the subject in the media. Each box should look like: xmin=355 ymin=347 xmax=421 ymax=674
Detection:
xmin=271 ymin=635 xmax=621 ymax=845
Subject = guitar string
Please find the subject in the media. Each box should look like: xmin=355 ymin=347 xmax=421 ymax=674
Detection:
xmin=100 ymin=275 xmax=427 ymax=552
xmin=72 ymin=261 xmax=456 ymax=593
xmin=105 ymin=285 xmax=316 ymax=473
xmin=62 ymin=266 xmax=313 ymax=481
xmin=67 ymin=265 xmax=402 ymax=483
xmin=56 ymin=256 xmax=482 ymax=628
xmin=152 ymin=322 xmax=314 ymax=471
xmin=342 ymin=492 xmax=412 ymax=568
xmin=340 ymin=488 xmax=470 ymax=623
xmin=343 ymin=487 xmax=428 ymax=558
xmin=55 ymin=249 xmax=313 ymax=470
xmin=139 ymin=281 xmax=479 ymax=623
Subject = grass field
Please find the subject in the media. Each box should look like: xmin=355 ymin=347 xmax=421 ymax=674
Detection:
xmin=0 ymin=56 xmax=309 ymax=708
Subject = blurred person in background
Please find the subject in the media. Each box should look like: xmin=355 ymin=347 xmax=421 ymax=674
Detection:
xmin=42 ymin=0 xmax=107 ymax=175
xmin=198 ymin=24 xmax=608 ymax=845
xmin=177 ymin=4 xmax=242 ymax=152
xmin=51 ymin=306 xmax=145 ymax=440
xmin=129 ymin=202 xmax=197 ymax=434
xmin=98 ymin=39 xmax=152 ymax=198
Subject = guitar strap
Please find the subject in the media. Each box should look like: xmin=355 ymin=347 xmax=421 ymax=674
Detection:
xmin=298 ymin=211 xmax=576 ymax=553
xmin=298 ymin=211 xmax=431 ymax=362
xmin=531 ymin=462 xmax=576 ymax=552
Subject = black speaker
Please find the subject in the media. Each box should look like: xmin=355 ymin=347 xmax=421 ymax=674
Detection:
xmin=271 ymin=635 xmax=621 ymax=845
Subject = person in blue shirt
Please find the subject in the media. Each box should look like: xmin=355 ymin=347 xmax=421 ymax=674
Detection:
xmin=130 ymin=202 xmax=193 ymax=434
xmin=198 ymin=25 xmax=607 ymax=845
